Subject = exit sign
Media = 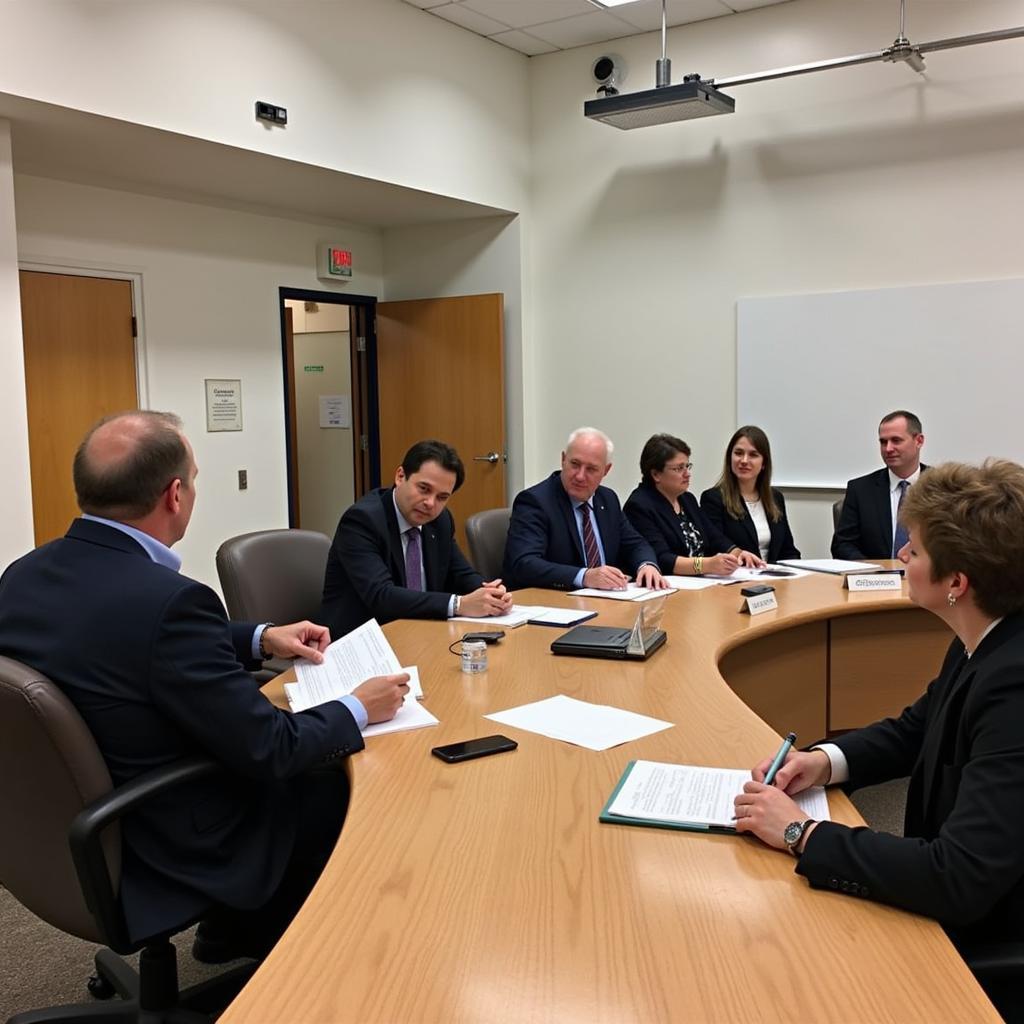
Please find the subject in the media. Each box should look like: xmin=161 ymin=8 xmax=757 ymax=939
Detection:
xmin=318 ymin=244 xmax=352 ymax=280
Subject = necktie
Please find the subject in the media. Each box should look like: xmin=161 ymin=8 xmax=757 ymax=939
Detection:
xmin=892 ymin=480 xmax=910 ymax=557
xmin=405 ymin=527 xmax=423 ymax=591
xmin=580 ymin=502 xmax=601 ymax=569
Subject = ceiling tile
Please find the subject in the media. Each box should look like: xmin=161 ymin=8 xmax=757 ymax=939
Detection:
xmin=612 ymin=0 xmax=732 ymax=31
xmin=723 ymin=0 xmax=793 ymax=10
xmin=403 ymin=0 xmax=449 ymax=8
xmin=430 ymin=3 xmax=512 ymax=35
xmin=460 ymin=0 xmax=595 ymax=30
xmin=487 ymin=29 xmax=560 ymax=55
xmin=525 ymin=10 xmax=638 ymax=47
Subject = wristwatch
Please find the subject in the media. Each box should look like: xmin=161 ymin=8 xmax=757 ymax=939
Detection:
xmin=783 ymin=818 xmax=816 ymax=857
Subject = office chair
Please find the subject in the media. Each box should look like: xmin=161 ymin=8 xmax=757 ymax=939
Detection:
xmin=216 ymin=528 xmax=332 ymax=678
xmin=832 ymin=496 xmax=845 ymax=530
xmin=464 ymin=508 xmax=512 ymax=581
xmin=0 ymin=656 xmax=254 ymax=1024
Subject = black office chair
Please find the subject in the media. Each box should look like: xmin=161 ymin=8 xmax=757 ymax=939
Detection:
xmin=464 ymin=508 xmax=512 ymax=581
xmin=0 ymin=657 xmax=254 ymax=1023
xmin=216 ymin=528 xmax=332 ymax=678
xmin=832 ymin=496 xmax=845 ymax=530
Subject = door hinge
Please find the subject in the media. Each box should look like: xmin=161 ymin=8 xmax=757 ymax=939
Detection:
xmin=360 ymin=434 xmax=369 ymax=452
xmin=131 ymin=316 xmax=138 ymax=338
xmin=356 ymin=336 xmax=367 ymax=352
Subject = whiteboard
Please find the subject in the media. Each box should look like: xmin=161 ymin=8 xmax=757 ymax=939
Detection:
xmin=737 ymin=278 xmax=1024 ymax=488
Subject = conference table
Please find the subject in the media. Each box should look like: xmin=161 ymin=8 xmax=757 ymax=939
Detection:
xmin=221 ymin=568 xmax=998 ymax=1023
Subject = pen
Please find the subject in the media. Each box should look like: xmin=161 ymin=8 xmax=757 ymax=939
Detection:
xmin=763 ymin=732 xmax=797 ymax=787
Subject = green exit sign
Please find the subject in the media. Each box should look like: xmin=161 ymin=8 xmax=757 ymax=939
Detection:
xmin=304 ymin=365 xmax=324 ymax=373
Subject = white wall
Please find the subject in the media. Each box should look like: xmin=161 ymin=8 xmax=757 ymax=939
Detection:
xmin=383 ymin=215 xmax=527 ymax=493
xmin=13 ymin=174 xmax=384 ymax=588
xmin=0 ymin=121 xmax=33 ymax=566
xmin=528 ymin=0 xmax=1024 ymax=557
xmin=0 ymin=0 xmax=529 ymax=213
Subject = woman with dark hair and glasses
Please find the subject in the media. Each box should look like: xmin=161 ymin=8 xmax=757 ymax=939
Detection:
xmin=623 ymin=433 xmax=763 ymax=577
xmin=700 ymin=426 xmax=800 ymax=564
xmin=734 ymin=460 xmax=1024 ymax=1023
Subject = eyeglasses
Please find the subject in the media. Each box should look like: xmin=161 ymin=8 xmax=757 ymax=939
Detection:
xmin=664 ymin=462 xmax=694 ymax=474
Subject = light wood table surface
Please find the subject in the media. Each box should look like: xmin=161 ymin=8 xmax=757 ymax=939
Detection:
xmin=222 ymin=570 xmax=997 ymax=1023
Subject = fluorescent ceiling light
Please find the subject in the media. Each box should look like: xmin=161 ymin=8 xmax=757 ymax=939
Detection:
xmin=589 ymin=0 xmax=642 ymax=8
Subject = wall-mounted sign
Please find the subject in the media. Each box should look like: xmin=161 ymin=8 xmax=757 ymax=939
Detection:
xmin=318 ymin=243 xmax=352 ymax=281
xmin=304 ymin=364 xmax=324 ymax=373
xmin=205 ymin=378 xmax=242 ymax=432
xmin=319 ymin=394 xmax=351 ymax=428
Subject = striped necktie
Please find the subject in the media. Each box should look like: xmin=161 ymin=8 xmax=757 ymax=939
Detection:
xmin=892 ymin=480 xmax=910 ymax=557
xmin=580 ymin=502 xmax=601 ymax=568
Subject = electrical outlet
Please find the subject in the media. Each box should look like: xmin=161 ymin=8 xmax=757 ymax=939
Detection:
xmin=238 ymin=469 xmax=248 ymax=491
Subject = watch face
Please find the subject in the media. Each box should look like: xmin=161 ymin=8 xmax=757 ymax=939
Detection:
xmin=783 ymin=821 xmax=804 ymax=847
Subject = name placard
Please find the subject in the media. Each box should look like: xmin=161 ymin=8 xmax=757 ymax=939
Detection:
xmin=741 ymin=591 xmax=779 ymax=616
xmin=844 ymin=573 xmax=903 ymax=592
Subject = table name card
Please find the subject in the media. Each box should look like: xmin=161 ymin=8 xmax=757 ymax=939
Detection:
xmin=844 ymin=573 xmax=903 ymax=592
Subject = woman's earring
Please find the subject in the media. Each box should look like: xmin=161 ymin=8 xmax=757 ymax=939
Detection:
xmin=947 ymin=593 xmax=957 ymax=607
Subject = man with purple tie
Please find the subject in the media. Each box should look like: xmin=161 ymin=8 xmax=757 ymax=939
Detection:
xmin=320 ymin=439 xmax=511 ymax=637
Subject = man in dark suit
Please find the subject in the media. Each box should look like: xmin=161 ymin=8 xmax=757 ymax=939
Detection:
xmin=320 ymin=439 xmax=511 ymax=638
xmin=0 ymin=411 xmax=408 ymax=961
xmin=503 ymin=427 xmax=668 ymax=591
xmin=832 ymin=410 xmax=927 ymax=559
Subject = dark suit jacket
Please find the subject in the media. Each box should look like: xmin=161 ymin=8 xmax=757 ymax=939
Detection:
xmin=699 ymin=486 xmax=801 ymax=563
xmin=0 ymin=518 xmax=363 ymax=942
xmin=798 ymin=614 xmax=1024 ymax=951
xmin=831 ymin=465 xmax=928 ymax=560
xmin=503 ymin=472 xmax=657 ymax=590
xmin=622 ymin=482 xmax=736 ymax=576
xmin=320 ymin=487 xmax=482 ymax=638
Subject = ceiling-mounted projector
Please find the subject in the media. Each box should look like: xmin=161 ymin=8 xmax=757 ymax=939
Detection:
xmin=584 ymin=76 xmax=735 ymax=129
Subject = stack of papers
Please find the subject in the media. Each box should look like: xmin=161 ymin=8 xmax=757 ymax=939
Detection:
xmin=450 ymin=605 xmax=598 ymax=628
xmin=485 ymin=695 xmax=673 ymax=751
xmin=779 ymin=559 xmax=882 ymax=575
xmin=602 ymin=759 xmax=831 ymax=831
xmin=284 ymin=619 xmax=438 ymax=736
xmin=569 ymin=583 xmax=677 ymax=602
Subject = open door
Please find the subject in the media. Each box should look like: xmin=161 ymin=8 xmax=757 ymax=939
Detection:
xmin=376 ymin=294 xmax=505 ymax=548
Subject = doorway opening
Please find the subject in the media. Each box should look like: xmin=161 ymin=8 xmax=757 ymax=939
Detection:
xmin=279 ymin=288 xmax=379 ymax=536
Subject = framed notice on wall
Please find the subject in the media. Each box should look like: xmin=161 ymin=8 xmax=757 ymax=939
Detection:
xmin=205 ymin=378 xmax=243 ymax=432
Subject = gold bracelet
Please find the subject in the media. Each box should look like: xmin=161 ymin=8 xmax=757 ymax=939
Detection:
xmin=693 ymin=556 xmax=703 ymax=576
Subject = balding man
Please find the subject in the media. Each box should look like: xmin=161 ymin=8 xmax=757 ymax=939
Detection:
xmin=503 ymin=427 xmax=668 ymax=592
xmin=0 ymin=411 xmax=408 ymax=963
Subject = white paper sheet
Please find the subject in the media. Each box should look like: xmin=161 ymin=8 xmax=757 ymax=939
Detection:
xmin=285 ymin=619 xmax=418 ymax=712
xmin=662 ymin=575 xmax=725 ymax=591
xmin=450 ymin=605 xmax=537 ymax=627
xmin=607 ymin=760 xmax=831 ymax=828
xmin=362 ymin=691 xmax=439 ymax=738
xmin=779 ymin=559 xmax=882 ymax=575
xmin=569 ymin=583 xmax=677 ymax=602
xmin=525 ymin=607 xmax=597 ymax=626
xmin=484 ymin=694 xmax=673 ymax=752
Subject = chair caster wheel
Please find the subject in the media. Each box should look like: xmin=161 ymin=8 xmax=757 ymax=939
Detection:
xmin=87 ymin=972 xmax=116 ymax=1000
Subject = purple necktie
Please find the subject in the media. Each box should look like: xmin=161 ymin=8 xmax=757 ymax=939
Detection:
xmin=405 ymin=527 xmax=423 ymax=591
xmin=580 ymin=503 xmax=601 ymax=569
xmin=892 ymin=480 xmax=910 ymax=557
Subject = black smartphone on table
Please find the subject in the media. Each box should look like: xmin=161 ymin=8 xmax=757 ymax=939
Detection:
xmin=461 ymin=630 xmax=505 ymax=644
xmin=431 ymin=734 xmax=518 ymax=763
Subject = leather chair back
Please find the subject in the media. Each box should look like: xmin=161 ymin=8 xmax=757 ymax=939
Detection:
xmin=216 ymin=528 xmax=331 ymax=624
xmin=832 ymin=496 xmax=845 ymax=530
xmin=465 ymin=508 xmax=512 ymax=581
xmin=0 ymin=656 xmax=115 ymax=943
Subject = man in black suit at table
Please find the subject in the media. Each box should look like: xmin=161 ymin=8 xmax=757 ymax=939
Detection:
xmin=0 ymin=411 xmax=409 ymax=962
xmin=320 ymin=439 xmax=512 ymax=638
xmin=503 ymin=427 xmax=669 ymax=592
xmin=832 ymin=410 xmax=928 ymax=560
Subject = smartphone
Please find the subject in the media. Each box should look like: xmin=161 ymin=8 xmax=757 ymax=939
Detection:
xmin=740 ymin=584 xmax=776 ymax=597
xmin=461 ymin=630 xmax=505 ymax=644
xmin=431 ymin=734 xmax=518 ymax=763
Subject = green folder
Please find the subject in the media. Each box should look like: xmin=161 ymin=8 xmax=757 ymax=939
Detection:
xmin=598 ymin=760 xmax=737 ymax=835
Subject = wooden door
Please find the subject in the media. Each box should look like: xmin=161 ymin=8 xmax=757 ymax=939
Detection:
xmin=376 ymin=294 xmax=505 ymax=549
xmin=19 ymin=271 xmax=138 ymax=546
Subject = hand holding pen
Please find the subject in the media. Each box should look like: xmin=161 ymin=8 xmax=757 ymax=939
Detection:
xmin=752 ymin=734 xmax=831 ymax=795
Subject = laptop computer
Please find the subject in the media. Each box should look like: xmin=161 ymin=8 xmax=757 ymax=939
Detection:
xmin=550 ymin=597 xmax=668 ymax=660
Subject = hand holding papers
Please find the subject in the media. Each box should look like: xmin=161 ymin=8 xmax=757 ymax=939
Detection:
xmin=285 ymin=619 xmax=438 ymax=736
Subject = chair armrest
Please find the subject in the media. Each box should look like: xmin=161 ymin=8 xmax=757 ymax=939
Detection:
xmin=963 ymin=942 xmax=1024 ymax=981
xmin=68 ymin=756 xmax=221 ymax=950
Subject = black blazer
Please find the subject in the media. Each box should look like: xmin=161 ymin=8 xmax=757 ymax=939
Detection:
xmin=320 ymin=486 xmax=482 ymax=638
xmin=503 ymin=472 xmax=657 ymax=590
xmin=623 ymin=482 xmax=735 ymax=575
xmin=0 ymin=518 xmax=363 ymax=942
xmin=798 ymin=614 xmax=1024 ymax=951
xmin=831 ymin=466 xmax=928 ymax=560
xmin=699 ymin=486 xmax=800 ymax=563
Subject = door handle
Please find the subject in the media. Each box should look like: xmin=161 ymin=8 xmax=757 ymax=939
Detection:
xmin=473 ymin=451 xmax=504 ymax=464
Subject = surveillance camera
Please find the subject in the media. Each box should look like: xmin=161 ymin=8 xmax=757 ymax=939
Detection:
xmin=592 ymin=54 xmax=626 ymax=96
